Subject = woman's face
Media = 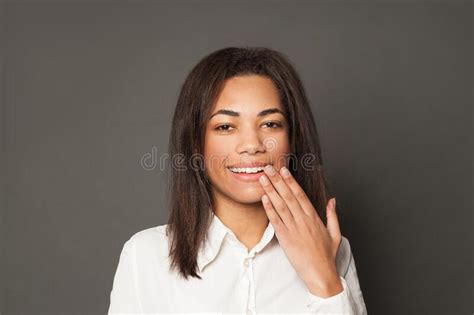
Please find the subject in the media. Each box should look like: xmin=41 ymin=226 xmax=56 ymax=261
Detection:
xmin=204 ymin=74 xmax=291 ymax=205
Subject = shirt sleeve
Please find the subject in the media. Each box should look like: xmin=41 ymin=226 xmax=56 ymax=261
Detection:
xmin=343 ymin=249 xmax=368 ymax=315
xmin=305 ymin=238 xmax=368 ymax=314
xmin=108 ymin=238 xmax=143 ymax=314
xmin=305 ymin=276 xmax=357 ymax=314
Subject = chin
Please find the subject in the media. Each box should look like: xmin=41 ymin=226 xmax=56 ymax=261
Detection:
xmin=229 ymin=190 xmax=265 ymax=204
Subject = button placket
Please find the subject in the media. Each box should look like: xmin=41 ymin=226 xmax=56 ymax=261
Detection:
xmin=242 ymin=256 xmax=256 ymax=314
xmin=244 ymin=258 xmax=250 ymax=268
xmin=242 ymin=257 xmax=252 ymax=286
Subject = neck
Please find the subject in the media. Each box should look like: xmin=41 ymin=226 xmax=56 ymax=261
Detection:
xmin=212 ymin=192 xmax=269 ymax=252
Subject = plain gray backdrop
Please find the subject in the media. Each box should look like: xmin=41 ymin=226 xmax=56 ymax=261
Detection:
xmin=0 ymin=1 xmax=472 ymax=314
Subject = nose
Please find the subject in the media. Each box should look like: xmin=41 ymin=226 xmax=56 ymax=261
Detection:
xmin=236 ymin=127 xmax=266 ymax=155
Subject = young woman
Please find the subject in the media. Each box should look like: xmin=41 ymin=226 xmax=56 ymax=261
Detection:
xmin=108 ymin=47 xmax=367 ymax=314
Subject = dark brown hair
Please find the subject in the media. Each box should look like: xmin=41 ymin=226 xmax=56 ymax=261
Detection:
xmin=165 ymin=46 xmax=333 ymax=280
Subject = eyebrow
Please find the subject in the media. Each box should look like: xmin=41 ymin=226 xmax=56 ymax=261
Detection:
xmin=209 ymin=108 xmax=285 ymax=120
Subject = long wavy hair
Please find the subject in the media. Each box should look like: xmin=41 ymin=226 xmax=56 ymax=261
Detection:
xmin=165 ymin=47 xmax=333 ymax=280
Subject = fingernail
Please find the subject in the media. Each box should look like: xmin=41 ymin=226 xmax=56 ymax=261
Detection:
xmin=264 ymin=165 xmax=275 ymax=175
xmin=259 ymin=175 xmax=270 ymax=185
xmin=280 ymin=167 xmax=290 ymax=178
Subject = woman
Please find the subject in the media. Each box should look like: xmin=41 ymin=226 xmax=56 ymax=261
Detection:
xmin=108 ymin=47 xmax=367 ymax=314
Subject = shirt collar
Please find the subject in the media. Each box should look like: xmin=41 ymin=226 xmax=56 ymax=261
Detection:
xmin=197 ymin=213 xmax=276 ymax=273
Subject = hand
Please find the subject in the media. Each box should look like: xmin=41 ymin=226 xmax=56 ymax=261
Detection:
xmin=259 ymin=164 xmax=343 ymax=298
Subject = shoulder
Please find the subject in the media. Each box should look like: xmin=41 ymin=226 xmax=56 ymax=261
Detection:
xmin=125 ymin=223 xmax=170 ymax=256
xmin=130 ymin=223 xmax=168 ymax=240
xmin=335 ymin=235 xmax=353 ymax=277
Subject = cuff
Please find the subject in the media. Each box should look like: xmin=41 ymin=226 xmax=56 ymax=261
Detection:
xmin=306 ymin=276 xmax=355 ymax=314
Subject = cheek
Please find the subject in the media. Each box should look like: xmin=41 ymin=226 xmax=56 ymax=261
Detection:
xmin=268 ymin=136 xmax=291 ymax=167
xmin=266 ymin=134 xmax=290 ymax=153
xmin=204 ymin=136 xmax=233 ymax=172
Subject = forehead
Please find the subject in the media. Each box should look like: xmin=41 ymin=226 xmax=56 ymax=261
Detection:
xmin=211 ymin=75 xmax=283 ymax=113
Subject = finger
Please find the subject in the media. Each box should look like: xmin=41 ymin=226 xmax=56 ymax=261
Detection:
xmin=279 ymin=166 xmax=321 ymax=223
xmin=263 ymin=165 xmax=307 ymax=224
xmin=261 ymin=194 xmax=288 ymax=236
xmin=326 ymin=198 xmax=341 ymax=245
xmin=259 ymin=173 xmax=296 ymax=230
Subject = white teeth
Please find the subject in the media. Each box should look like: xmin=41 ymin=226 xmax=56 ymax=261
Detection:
xmin=229 ymin=166 xmax=265 ymax=174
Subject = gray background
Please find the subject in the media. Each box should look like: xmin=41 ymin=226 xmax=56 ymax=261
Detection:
xmin=0 ymin=1 xmax=472 ymax=314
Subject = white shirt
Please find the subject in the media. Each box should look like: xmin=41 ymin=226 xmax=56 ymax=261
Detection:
xmin=108 ymin=214 xmax=367 ymax=314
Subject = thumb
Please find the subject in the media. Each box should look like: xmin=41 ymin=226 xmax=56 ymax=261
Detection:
xmin=326 ymin=198 xmax=341 ymax=244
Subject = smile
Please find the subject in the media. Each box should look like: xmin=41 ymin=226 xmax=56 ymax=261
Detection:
xmin=228 ymin=166 xmax=265 ymax=174
xmin=226 ymin=166 xmax=268 ymax=182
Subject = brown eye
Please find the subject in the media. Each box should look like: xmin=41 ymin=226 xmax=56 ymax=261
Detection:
xmin=215 ymin=124 xmax=234 ymax=132
xmin=263 ymin=121 xmax=282 ymax=129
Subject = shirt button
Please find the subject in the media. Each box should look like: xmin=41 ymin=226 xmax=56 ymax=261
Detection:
xmin=244 ymin=259 xmax=250 ymax=268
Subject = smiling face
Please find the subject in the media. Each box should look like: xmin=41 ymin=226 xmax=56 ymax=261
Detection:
xmin=204 ymin=74 xmax=291 ymax=205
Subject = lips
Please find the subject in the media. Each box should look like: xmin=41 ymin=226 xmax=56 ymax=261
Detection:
xmin=227 ymin=162 xmax=271 ymax=168
xmin=227 ymin=167 xmax=267 ymax=182
xmin=225 ymin=162 xmax=272 ymax=182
